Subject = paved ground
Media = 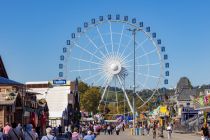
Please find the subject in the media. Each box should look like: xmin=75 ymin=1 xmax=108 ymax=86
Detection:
xmin=54 ymin=129 xmax=201 ymax=140
xmin=96 ymin=129 xmax=201 ymax=140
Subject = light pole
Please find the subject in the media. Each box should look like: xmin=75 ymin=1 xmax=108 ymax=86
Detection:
xmin=127 ymin=28 xmax=140 ymax=132
xmin=123 ymin=72 xmax=128 ymax=123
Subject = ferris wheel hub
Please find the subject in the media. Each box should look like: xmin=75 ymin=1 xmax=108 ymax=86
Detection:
xmin=110 ymin=63 xmax=118 ymax=71
xmin=103 ymin=54 xmax=123 ymax=76
xmin=110 ymin=61 xmax=121 ymax=75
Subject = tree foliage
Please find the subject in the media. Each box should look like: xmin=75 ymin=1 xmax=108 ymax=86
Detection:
xmin=80 ymin=87 xmax=101 ymax=114
xmin=78 ymin=81 xmax=89 ymax=94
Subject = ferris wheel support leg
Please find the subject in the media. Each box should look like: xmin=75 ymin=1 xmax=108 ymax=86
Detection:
xmin=99 ymin=80 xmax=110 ymax=106
xmin=117 ymin=75 xmax=134 ymax=113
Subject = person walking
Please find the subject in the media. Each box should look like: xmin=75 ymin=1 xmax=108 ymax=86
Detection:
xmin=16 ymin=123 xmax=23 ymax=133
xmin=166 ymin=123 xmax=172 ymax=139
xmin=72 ymin=128 xmax=80 ymax=140
xmin=115 ymin=125 xmax=120 ymax=135
xmin=103 ymin=124 xmax=107 ymax=135
xmin=7 ymin=122 xmax=23 ymax=140
xmin=58 ymin=125 xmax=62 ymax=136
xmin=107 ymin=125 xmax=111 ymax=135
xmin=201 ymin=123 xmax=209 ymax=140
xmin=23 ymin=124 xmax=36 ymax=140
xmin=83 ymin=131 xmax=96 ymax=140
xmin=32 ymin=128 xmax=39 ymax=140
xmin=65 ymin=128 xmax=72 ymax=140
xmin=41 ymin=127 xmax=57 ymax=140
xmin=152 ymin=122 xmax=157 ymax=140
xmin=3 ymin=122 xmax=11 ymax=140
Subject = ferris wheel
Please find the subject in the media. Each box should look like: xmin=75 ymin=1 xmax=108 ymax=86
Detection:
xmin=58 ymin=14 xmax=169 ymax=115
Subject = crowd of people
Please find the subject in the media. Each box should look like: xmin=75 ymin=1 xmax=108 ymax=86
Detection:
xmin=0 ymin=122 xmax=39 ymax=140
xmin=0 ymin=121 xmax=177 ymax=140
xmin=64 ymin=122 xmax=125 ymax=140
xmin=0 ymin=121 xmax=126 ymax=140
xmin=151 ymin=121 xmax=173 ymax=140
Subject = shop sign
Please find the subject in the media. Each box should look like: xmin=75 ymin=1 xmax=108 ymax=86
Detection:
xmin=53 ymin=79 xmax=66 ymax=85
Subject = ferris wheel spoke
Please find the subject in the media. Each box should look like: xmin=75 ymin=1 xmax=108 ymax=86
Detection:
xmin=137 ymin=81 xmax=147 ymax=89
xmin=137 ymin=89 xmax=157 ymax=109
xmin=122 ymin=38 xmax=149 ymax=62
xmin=120 ymin=37 xmax=133 ymax=59
xmin=82 ymin=71 xmax=104 ymax=82
xmin=95 ymin=73 xmax=106 ymax=85
xmin=135 ymin=38 xmax=149 ymax=51
xmin=136 ymin=94 xmax=145 ymax=103
xmin=136 ymin=62 xmax=160 ymax=67
xmin=96 ymin=26 xmax=110 ymax=55
xmin=117 ymin=24 xmax=125 ymax=56
xmin=136 ymin=72 xmax=160 ymax=79
xmin=109 ymin=21 xmax=114 ymax=53
xmin=124 ymin=48 xmax=156 ymax=65
xmin=72 ymin=57 xmax=102 ymax=66
xmin=117 ymin=75 xmax=134 ymax=113
xmin=69 ymin=68 xmax=102 ymax=72
xmin=136 ymin=48 xmax=156 ymax=60
xmin=73 ymin=42 xmax=103 ymax=61
xmin=84 ymin=34 xmax=106 ymax=57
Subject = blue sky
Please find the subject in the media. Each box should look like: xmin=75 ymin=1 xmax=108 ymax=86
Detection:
xmin=0 ymin=0 xmax=210 ymax=88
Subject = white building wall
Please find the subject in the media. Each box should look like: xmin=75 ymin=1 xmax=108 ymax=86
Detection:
xmin=26 ymin=81 xmax=73 ymax=126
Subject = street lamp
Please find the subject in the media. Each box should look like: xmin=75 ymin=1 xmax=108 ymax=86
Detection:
xmin=123 ymin=72 xmax=128 ymax=123
xmin=127 ymin=28 xmax=141 ymax=132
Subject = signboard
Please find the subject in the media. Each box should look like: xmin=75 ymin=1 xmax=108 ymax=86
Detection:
xmin=159 ymin=105 xmax=169 ymax=116
xmin=160 ymin=106 xmax=167 ymax=113
xmin=53 ymin=79 xmax=66 ymax=85
xmin=182 ymin=107 xmax=198 ymax=114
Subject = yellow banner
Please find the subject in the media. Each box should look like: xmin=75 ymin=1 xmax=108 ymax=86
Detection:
xmin=160 ymin=106 xmax=167 ymax=113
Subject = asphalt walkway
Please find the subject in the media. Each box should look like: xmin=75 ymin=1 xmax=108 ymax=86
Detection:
xmin=96 ymin=129 xmax=201 ymax=140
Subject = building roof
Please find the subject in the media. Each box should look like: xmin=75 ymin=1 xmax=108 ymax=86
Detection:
xmin=0 ymin=56 xmax=8 ymax=79
xmin=0 ymin=76 xmax=23 ymax=85
xmin=177 ymin=88 xmax=197 ymax=101
xmin=26 ymin=81 xmax=49 ymax=84
xmin=0 ymin=92 xmax=17 ymax=105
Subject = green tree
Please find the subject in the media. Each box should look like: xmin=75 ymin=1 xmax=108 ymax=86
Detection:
xmin=80 ymin=87 xmax=101 ymax=114
xmin=78 ymin=81 xmax=89 ymax=94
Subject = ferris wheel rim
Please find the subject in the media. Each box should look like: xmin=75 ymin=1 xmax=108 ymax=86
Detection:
xmin=59 ymin=15 xmax=169 ymax=113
